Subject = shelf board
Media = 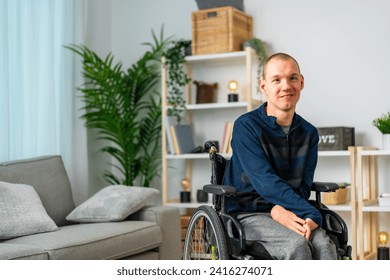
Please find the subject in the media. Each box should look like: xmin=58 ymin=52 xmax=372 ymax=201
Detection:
xmin=166 ymin=153 xmax=208 ymax=159
xmin=185 ymin=51 xmax=247 ymax=63
xmin=326 ymin=204 xmax=353 ymax=211
xmin=362 ymin=204 xmax=390 ymax=212
xmin=166 ymin=153 xmax=231 ymax=160
xmin=166 ymin=202 xmax=211 ymax=208
xmin=186 ymin=102 xmax=248 ymax=110
xmin=167 ymin=148 xmax=390 ymax=156
xmin=167 ymin=202 xmax=353 ymax=212
xmin=360 ymin=149 xmax=390 ymax=156
xmin=318 ymin=150 xmax=350 ymax=157
xmin=167 ymin=151 xmax=350 ymax=159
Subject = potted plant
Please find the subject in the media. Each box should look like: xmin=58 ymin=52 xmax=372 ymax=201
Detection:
xmin=163 ymin=39 xmax=192 ymax=124
xmin=243 ymin=37 xmax=267 ymax=94
xmin=373 ymin=111 xmax=390 ymax=150
xmin=66 ymin=30 xmax=169 ymax=187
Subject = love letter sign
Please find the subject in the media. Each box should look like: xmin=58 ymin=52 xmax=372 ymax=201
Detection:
xmin=317 ymin=127 xmax=355 ymax=151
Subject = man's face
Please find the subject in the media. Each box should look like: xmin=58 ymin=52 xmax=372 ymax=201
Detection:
xmin=260 ymin=58 xmax=304 ymax=114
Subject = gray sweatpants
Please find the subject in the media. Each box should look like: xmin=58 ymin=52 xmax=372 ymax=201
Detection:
xmin=237 ymin=213 xmax=337 ymax=260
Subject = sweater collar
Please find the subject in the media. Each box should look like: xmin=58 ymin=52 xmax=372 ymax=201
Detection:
xmin=258 ymin=102 xmax=302 ymax=129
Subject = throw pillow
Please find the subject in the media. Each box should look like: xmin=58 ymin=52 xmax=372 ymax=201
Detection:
xmin=0 ymin=181 xmax=58 ymax=240
xmin=66 ymin=185 xmax=160 ymax=223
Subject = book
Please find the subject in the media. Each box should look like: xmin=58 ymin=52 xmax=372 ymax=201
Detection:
xmin=220 ymin=122 xmax=229 ymax=153
xmin=222 ymin=122 xmax=233 ymax=153
xmin=172 ymin=124 xmax=196 ymax=154
xmin=170 ymin=125 xmax=180 ymax=154
xmin=165 ymin=116 xmax=175 ymax=154
xmin=164 ymin=116 xmax=186 ymax=155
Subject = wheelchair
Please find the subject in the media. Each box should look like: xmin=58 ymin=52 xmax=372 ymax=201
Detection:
xmin=182 ymin=141 xmax=352 ymax=260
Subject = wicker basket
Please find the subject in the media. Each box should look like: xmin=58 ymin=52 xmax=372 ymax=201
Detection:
xmin=322 ymin=187 xmax=348 ymax=205
xmin=192 ymin=6 xmax=253 ymax=55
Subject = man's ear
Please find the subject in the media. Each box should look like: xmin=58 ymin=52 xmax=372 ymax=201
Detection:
xmin=300 ymin=74 xmax=305 ymax=90
xmin=260 ymin=79 xmax=267 ymax=94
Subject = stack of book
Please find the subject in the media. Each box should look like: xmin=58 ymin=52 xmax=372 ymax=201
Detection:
xmin=165 ymin=117 xmax=234 ymax=155
xmin=165 ymin=117 xmax=196 ymax=155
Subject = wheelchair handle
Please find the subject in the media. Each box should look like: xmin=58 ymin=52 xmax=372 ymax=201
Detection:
xmin=204 ymin=140 xmax=217 ymax=153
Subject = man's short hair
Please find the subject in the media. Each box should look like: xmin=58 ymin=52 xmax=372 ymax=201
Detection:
xmin=262 ymin=53 xmax=301 ymax=80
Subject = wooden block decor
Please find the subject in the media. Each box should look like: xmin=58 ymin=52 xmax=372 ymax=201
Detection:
xmin=317 ymin=127 xmax=355 ymax=151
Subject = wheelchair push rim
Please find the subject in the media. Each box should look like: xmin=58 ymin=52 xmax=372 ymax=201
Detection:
xmin=183 ymin=205 xmax=229 ymax=260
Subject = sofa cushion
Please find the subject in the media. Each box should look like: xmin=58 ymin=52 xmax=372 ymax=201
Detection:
xmin=0 ymin=243 xmax=48 ymax=260
xmin=3 ymin=221 xmax=162 ymax=259
xmin=66 ymin=185 xmax=159 ymax=223
xmin=0 ymin=156 xmax=75 ymax=227
xmin=0 ymin=181 xmax=58 ymax=240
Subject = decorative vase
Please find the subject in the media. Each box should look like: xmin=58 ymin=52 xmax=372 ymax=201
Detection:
xmin=383 ymin=134 xmax=390 ymax=150
xmin=180 ymin=191 xmax=191 ymax=203
xmin=196 ymin=189 xmax=208 ymax=203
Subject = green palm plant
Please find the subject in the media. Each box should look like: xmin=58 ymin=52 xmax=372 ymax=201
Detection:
xmin=67 ymin=30 xmax=169 ymax=187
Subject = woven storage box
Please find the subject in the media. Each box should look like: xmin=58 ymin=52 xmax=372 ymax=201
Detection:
xmin=317 ymin=127 xmax=355 ymax=151
xmin=192 ymin=6 xmax=253 ymax=55
xmin=322 ymin=188 xmax=348 ymax=205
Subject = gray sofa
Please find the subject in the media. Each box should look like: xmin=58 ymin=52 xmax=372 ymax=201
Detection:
xmin=0 ymin=156 xmax=181 ymax=260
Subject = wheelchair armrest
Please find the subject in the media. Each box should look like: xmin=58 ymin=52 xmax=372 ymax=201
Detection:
xmin=312 ymin=182 xmax=339 ymax=192
xmin=203 ymin=184 xmax=237 ymax=195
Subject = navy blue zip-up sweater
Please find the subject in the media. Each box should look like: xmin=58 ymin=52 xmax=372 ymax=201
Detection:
xmin=223 ymin=102 xmax=322 ymax=226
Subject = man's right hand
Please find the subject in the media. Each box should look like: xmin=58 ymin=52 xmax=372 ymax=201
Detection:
xmin=270 ymin=205 xmax=308 ymax=238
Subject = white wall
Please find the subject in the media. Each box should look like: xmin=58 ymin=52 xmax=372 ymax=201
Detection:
xmin=84 ymin=0 xmax=390 ymax=197
xmin=98 ymin=0 xmax=390 ymax=148
xmin=110 ymin=0 xmax=197 ymax=67
xmin=246 ymin=0 xmax=390 ymax=148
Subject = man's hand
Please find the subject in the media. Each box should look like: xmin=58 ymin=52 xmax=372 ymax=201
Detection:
xmin=270 ymin=205 xmax=318 ymax=239
xmin=303 ymin=218 xmax=318 ymax=240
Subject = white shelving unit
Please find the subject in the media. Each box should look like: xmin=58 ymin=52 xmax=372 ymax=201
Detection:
xmin=161 ymin=47 xmax=260 ymax=207
xmin=317 ymin=147 xmax=358 ymax=259
xmin=317 ymin=149 xmax=355 ymax=212
xmin=356 ymin=147 xmax=390 ymax=259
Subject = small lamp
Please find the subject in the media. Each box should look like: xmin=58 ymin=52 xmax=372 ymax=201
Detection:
xmin=377 ymin=231 xmax=389 ymax=260
xmin=180 ymin=178 xmax=191 ymax=203
xmin=228 ymin=80 xmax=239 ymax=102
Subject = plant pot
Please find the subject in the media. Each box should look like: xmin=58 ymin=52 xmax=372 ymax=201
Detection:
xmin=383 ymin=134 xmax=390 ymax=150
xmin=196 ymin=189 xmax=208 ymax=203
xmin=180 ymin=191 xmax=191 ymax=203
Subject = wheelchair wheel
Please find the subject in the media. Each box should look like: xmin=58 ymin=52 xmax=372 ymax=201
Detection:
xmin=183 ymin=205 xmax=229 ymax=260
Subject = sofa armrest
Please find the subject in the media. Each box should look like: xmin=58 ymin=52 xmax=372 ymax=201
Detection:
xmin=129 ymin=206 xmax=181 ymax=260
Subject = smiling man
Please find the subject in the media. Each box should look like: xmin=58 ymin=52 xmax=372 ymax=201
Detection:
xmin=223 ymin=53 xmax=337 ymax=260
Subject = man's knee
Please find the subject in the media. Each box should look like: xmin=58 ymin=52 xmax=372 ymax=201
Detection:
xmin=285 ymin=235 xmax=313 ymax=260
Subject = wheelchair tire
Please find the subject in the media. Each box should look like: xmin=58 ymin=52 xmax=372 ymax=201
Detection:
xmin=183 ymin=205 xmax=229 ymax=260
